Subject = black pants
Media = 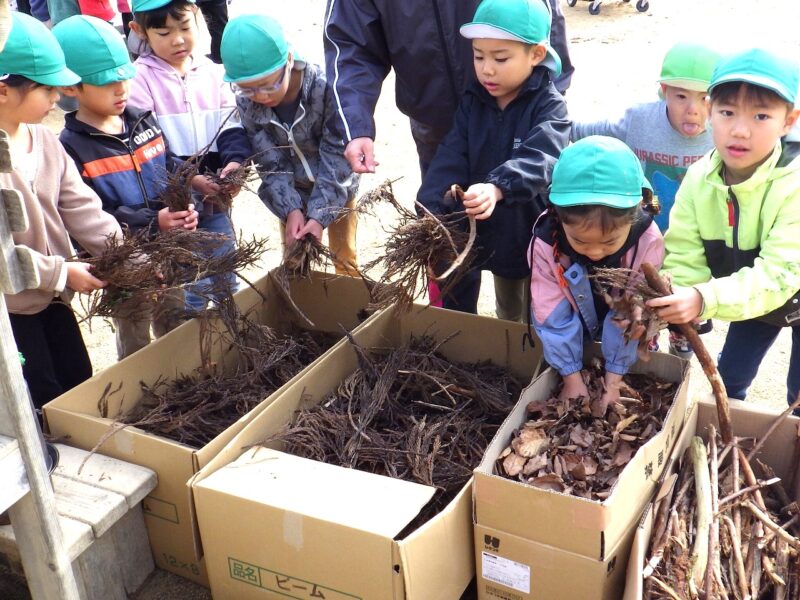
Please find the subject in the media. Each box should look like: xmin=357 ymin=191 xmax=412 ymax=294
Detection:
xmin=15 ymin=0 xmax=32 ymax=15
xmin=10 ymin=302 xmax=92 ymax=411
xmin=196 ymin=0 xmax=228 ymax=64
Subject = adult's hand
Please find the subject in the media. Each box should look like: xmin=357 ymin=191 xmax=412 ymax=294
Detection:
xmin=344 ymin=137 xmax=379 ymax=173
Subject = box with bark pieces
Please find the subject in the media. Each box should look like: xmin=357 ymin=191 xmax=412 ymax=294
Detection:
xmin=43 ymin=270 xmax=373 ymax=586
xmin=472 ymin=348 xmax=690 ymax=599
xmin=190 ymin=304 xmax=543 ymax=600
xmin=624 ymin=398 xmax=800 ymax=600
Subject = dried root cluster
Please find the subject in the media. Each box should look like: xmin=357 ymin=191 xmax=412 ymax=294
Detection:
xmin=644 ymin=416 xmax=800 ymax=600
xmin=76 ymin=229 xmax=267 ymax=320
xmin=359 ymin=180 xmax=476 ymax=312
xmin=270 ymin=334 xmax=525 ymax=532
xmin=497 ymin=362 xmax=677 ymax=500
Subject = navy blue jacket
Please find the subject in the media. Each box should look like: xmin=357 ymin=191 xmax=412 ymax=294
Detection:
xmin=60 ymin=108 xmax=173 ymax=237
xmin=417 ymin=67 xmax=570 ymax=279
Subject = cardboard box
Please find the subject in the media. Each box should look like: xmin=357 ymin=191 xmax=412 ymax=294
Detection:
xmin=474 ymin=523 xmax=634 ymax=600
xmin=191 ymin=305 xmax=544 ymax=600
xmin=43 ymin=271 xmax=373 ymax=585
xmin=474 ymin=349 xmax=690 ymax=560
xmin=624 ymin=398 xmax=800 ymax=600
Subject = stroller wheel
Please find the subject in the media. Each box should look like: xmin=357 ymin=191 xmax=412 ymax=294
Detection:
xmin=636 ymin=0 xmax=649 ymax=11
xmin=589 ymin=2 xmax=601 ymax=14
xmin=567 ymin=0 xmax=577 ymax=6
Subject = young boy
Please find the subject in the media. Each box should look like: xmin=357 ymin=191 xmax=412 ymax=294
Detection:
xmin=573 ymin=41 xmax=721 ymax=357
xmin=129 ymin=0 xmax=251 ymax=312
xmin=650 ymin=48 xmax=800 ymax=407
xmin=219 ymin=14 xmax=359 ymax=275
xmin=417 ymin=0 xmax=570 ymax=322
xmin=54 ymin=15 xmax=198 ymax=359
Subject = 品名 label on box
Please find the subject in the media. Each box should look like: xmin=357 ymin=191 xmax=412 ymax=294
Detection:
xmin=481 ymin=552 xmax=530 ymax=594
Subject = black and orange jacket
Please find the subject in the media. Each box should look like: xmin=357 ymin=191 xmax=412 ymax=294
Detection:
xmin=60 ymin=107 xmax=174 ymax=237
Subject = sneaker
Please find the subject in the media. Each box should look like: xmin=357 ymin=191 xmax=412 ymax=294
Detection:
xmin=668 ymin=332 xmax=694 ymax=360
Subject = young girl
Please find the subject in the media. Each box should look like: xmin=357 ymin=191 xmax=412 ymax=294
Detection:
xmin=129 ymin=0 xmax=251 ymax=311
xmin=530 ymin=136 xmax=664 ymax=415
xmin=0 ymin=13 xmax=122 ymax=410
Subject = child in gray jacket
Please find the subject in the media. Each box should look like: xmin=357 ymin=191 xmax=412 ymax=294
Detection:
xmin=220 ymin=14 xmax=358 ymax=275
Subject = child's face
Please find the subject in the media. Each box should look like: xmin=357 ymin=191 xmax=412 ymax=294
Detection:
xmin=0 ymin=83 xmax=60 ymax=125
xmin=66 ymin=80 xmax=130 ymax=119
xmin=472 ymin=39 xmax=546 ymax=109
xmin=141 ymin=10 xmax=197 ymax=69
xmin=562 ymin=220 xmax=632 ymax=263
xmin=662 ymin=85 xmax=709 ymax=137
xmin=232 ymin=61 xmax=292 ymax=108
xmin=710 ymin=87 xmax=799 ymax=184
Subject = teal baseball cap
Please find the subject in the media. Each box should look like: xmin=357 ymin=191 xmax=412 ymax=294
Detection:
xmin=550 ymin=136 xmax=652 ymax=209
xmin=0 ymin=12 xmax=80 ymax=86
xmin=709 ymin=48 xmax=799 ymax=104
xmin=221 ymin=14 xmax=289 ymax=83
xmin=53 ymin=16 xmax=136 ymax=86
xmin=658 ymin=42 xmax=721 ymax=92
xmin=460 ymin=0 xmax=562 ymax=76
xmin=132 ymin=0 xmax=195 ymax=13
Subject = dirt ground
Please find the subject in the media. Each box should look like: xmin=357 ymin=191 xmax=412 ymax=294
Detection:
xmin=4 ymin=0 xmax=798 ymax=598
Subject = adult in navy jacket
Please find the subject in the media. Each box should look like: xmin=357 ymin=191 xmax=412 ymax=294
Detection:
xmin=323 ymin=0 xmax=573 ymax=175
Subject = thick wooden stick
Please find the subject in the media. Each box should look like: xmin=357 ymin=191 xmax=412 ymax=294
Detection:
xmin=642 ymin=263 xmax=733 ymax=443
xmin=690 ymin=436 xmax=712 ymax=596
xmin=722 ymin=515 xmax=750 ymax=600
xmin=705 ymin=427 xmax=721 ymax=599
xmin=743 ymin=500 xmax=800 ymax=550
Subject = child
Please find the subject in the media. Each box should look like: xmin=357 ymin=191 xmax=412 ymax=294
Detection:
xmin=531 ymin=136 xmax=664 ymax=415
xmin=219 ymin=14 xmax=359 ymax=275
xmin=54 ymin=15 xmax=199 ymax=359
xmin=649 ymin=48 xmax=800 ymax=407
xmin=417 ymin=0 xmax=570 ymax=322
xmin=128 ymin=0 xmax=251 ymax=312
xmin=0 ymin=13 xmax=122 ymax=409
xmin=573 ymin=42 xmax=720 ymax=357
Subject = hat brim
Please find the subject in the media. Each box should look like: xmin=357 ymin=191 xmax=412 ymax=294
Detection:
xmin=459 ymin=23 xmax=562 ymax=76
xmin=550 ymin=185 xmax=653 ymax=209
xmin=223 ymin=59 xmax=288 ymax=84
xmin=657 ymin=77 xmax=710 ymax=92
xmin=30 ymin=66 xmax=81 ymax=87
xmin=710 ymin=73 xmax=796 ymax=104
xmin=133 ymin=0 xmax=195 ymax=13
xmin=80 ymin=62 xmax=137 ymax=86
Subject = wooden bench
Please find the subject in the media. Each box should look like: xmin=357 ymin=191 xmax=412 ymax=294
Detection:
xmin=0 ymin=444 xmax=157 ymax=599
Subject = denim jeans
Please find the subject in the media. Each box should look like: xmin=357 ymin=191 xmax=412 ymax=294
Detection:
xmin=184 ymin=211 xmax=238 ymax=313
xmin=717 ymin=319 xmax=800 ymax=406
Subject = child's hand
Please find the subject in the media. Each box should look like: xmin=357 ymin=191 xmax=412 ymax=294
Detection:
xmin=66 ymin=262 xmax=107 ymax=294
xmin=284 ymin=209 xmax=306 ymax=246
xmin=647 ymin=286 xmax=703 ymax=324
xmin=191 ymin=174 xmax=220 ymax=197
xmin=218 ymin=161 xmax=243 ymax=199
xmin=594 ymin=372 xmax=623 ymax=417
xmin=462 ymin=183 xmax=502 ymax=220
xmin=158 ymin=204 xmax=198 ymax=231
xmin=297 ymin=218 xmax=323 ymax=241
xmin=559 ymin=372 xmax=589 ymax=403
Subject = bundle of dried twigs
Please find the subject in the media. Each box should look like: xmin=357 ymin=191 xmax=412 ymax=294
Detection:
xmin=359 ymin=180 xmax=477 ymax=312
xmin=267 ymin=333 xmax=525 ymax=532
xmin=75 ymin=229 xmax=268 ymax=320
xmin=203 ymin=162 xmax=260 ymax=209
xmin=643 ymin=401 xmax=800 ymax=600
xmin=496 ymin=360 xmax=678 ymax=500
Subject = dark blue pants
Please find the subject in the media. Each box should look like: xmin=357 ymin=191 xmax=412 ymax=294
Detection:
xmin=717 ymin=319 xmax=800 ymax=406
xmin=184 ymin=210 xmax=238 ymax=313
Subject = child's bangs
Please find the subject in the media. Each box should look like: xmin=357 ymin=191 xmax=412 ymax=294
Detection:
xmin=135 ymin=0 xmax=194 ymax=30
xmin=0 ymin=74 xmax=39 ymax=93
xmin=555 ymin=204 xmax=639 ymax=235
xmin=711 ymin=81 xmax=791 ymax=110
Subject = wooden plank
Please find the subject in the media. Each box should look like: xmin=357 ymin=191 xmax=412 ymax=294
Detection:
xmin=53 ymin=445 xmax=157 ymax=508
xmin=0 ymin=515 xmax=93 ymax=563
xmin=110 ymin=506 xmax=154 ymax=594
xmin=0 ymin=435 xmax=29 ymax=514
xmin=74 ymin=529 xmax=127 ymax=600
xmin=50 ymin=476 xmax=127 ymax=539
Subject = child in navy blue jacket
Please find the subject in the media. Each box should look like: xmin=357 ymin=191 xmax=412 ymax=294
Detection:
xmin=417 ymin=0 xmax=569 ymax=322
xmin=55 ymin=15 xmax=198 ymax=358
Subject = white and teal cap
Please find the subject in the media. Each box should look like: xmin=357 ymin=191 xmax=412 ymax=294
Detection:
xmin=460 ymin=0 xmax=561 ymax=76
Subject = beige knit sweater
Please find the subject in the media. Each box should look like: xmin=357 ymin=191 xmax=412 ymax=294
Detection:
xmin=1 ymin=125 xmax=122 ymax=315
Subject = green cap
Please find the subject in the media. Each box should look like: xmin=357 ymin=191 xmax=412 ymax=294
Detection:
xmin=0 ymin=13 xmax=80 ymax=86
xmin=550 ymin=136 xmax=652 ymax=209
xmin=221 ymin=14 xmax=289 ymax=83
xmin=658 ymin=42 xmax=721 ymax=92
xmin=460 ymin=0 xmax=561 ymax=76
xmin=709 ymin=48 xmax=799 ymax=104
xmin=53 ymin=16 xmax=136 ymax=87
xmin=131 ymin=0 xmax=195 ymax=13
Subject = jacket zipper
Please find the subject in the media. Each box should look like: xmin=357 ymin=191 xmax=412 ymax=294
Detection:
xmin=727 ymin=189 xmax=741 ymax=271
xmin=180 ymin=74 xmax=201 ymax=155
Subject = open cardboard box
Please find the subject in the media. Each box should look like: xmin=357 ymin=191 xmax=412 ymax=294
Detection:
xmin=191 ymin=305 xmax=543 ymax=600
xmin=624 ymin=398 xmax=800 ymax=600
xmin=43 ymin=270 xmax=373 ymax=585
xmin=473 ymin=348 xmax=691 ymax=562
